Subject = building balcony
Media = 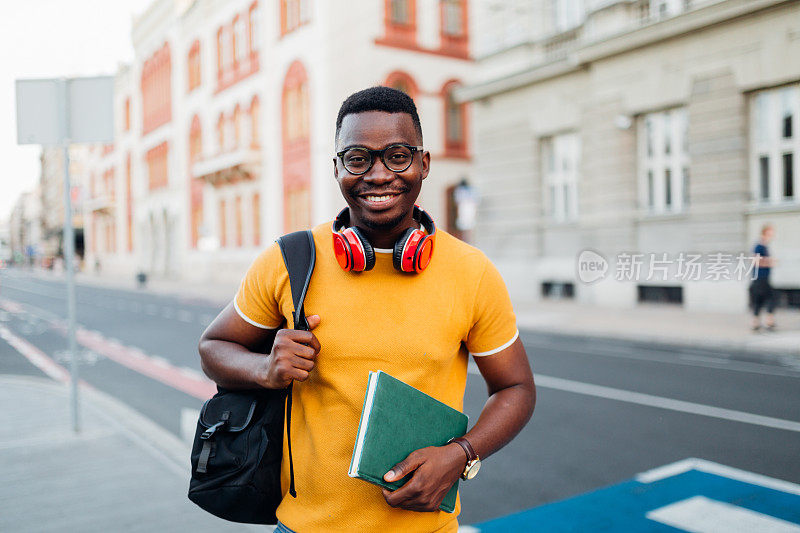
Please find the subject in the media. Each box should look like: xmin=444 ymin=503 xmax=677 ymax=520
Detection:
xmin=85 ymin=195 xmax=115 ymax=214
xmin=192 ymin=148 xmax=261 ymax=186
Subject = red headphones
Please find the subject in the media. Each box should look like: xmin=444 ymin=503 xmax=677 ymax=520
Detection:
xmin=331 ymin=206 xmax=436 ymax=273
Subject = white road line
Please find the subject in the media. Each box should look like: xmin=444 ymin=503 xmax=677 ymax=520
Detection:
xmin=646 ymin=495 xmax=800 ymax=532
xmin=0 ymin=325 xmax=70 ymax=383
xmin=472 ymin=365 xmax=800 ymax=433
xmin=533 ymin=373 xmax=800 ymax=433
xmin=636 ymin=458 xmax=800 ymax=495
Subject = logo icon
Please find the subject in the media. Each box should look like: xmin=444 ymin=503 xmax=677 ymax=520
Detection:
xmin=577 ymin=249 xmax=608 ymax=284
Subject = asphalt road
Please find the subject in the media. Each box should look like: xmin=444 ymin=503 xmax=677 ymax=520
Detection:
xmin=2 ymin=267 xmax=799 ymax=526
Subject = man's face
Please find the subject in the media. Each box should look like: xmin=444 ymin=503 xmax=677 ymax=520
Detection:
xmin=763 ymin=227 xmax=774 ymax=243
xmin=334 ymin=111 xmax=429 ymax=234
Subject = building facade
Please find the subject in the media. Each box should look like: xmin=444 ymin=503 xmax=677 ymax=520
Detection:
xmin=83 ymin=0 xmax=475 ymax=285
xmin=462 ymin=0 xmax=800 ymax=312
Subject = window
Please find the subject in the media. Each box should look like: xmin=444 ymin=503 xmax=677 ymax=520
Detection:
xmin=217 ymin=113 xmax=226 ymax=153
xmin=649 ymin=0 xmax=685 ymax=20
xmin=441 ymin=0 xmax=464 ymax=36
xmin=284 ymin=84 xmax=309 ymax=142
xmin=541 ymin=133 xmax=580 ymax=222
xmin=123 ymin=98 xmax=131 ymax=131
xmin=146 ymin=142 xmax=169 ymax=190
xmin=381 ymin=0 xmax=416 ymax=46
xmin=235 ymin=195 xmax=243 ymax=247
xmin=638 ymin=108 xmax=689 ymax=213
xmin=282 ymin=0 xmax=310 ymax=35
xmin=187 ymin=40 xmax=201 ymax=92
xmin=249 ymin=2 xmax=260 ymax=53
xmin=233 ymin=105 xmax=242 ymax=149
xmin=126 ymin=154 xmax=133 ymax=252
xmin=250 ymin=96 xmax=260 ymax=148
xmin=384 ymin=71 xmax=418 ymax=101
xmin=391 ymin=0 xmax=411 ymax=24
xmin=141 ymin=43 xmax=172 ymax=134
xmin=189 ymin=115 xmax=202 ymax=163
xmin=443 ymin=81 xmax=467 ymax=157
xmin=751 ymin=85 xmax=799 ymax=205
xmin=233 ymin=16 xmax=246 ymax=67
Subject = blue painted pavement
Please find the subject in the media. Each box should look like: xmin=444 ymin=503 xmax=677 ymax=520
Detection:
xmin=472 ymin=459 xmax=800 ymax=532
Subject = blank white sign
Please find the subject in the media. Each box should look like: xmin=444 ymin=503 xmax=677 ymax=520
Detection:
xmin=15 ymin=76 xmax=114 ymax=146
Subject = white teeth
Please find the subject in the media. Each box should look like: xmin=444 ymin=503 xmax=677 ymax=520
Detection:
xmin=365 ymin=195 xmax=393 ymax=203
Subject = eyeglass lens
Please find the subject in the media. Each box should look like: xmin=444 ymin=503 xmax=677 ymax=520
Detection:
xmin=343 ymin=145 xmax=414 ymax=174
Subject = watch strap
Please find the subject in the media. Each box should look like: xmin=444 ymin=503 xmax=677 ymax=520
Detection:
xmin=451 ymin=437 xmax=478 ymax=462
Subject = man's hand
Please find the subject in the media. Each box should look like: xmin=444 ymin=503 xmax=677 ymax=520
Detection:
xmin=258 ymin=314 xmax=321 ymax=389
xmin=381 ymin=443 xmax=466 ymax=512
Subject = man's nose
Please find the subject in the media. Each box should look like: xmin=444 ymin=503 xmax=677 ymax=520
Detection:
xmin=363 ymin=158 xmax=395 ymax=183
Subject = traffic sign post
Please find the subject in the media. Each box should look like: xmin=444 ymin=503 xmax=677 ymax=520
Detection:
xmin=15 ymin=76 xmax=114 ymax=433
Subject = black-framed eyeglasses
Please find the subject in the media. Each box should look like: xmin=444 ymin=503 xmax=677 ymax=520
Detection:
xmin=336 ymin=144 xmax=424 ymax=175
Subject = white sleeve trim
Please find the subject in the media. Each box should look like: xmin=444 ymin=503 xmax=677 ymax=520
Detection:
xmin=233 ymin=299 xmax=278 ymax=330
xmin=470 ymin=330 xmax=519 ymax=357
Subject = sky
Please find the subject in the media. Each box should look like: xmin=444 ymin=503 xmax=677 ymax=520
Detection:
xmin=0 ymin=0 xmax=153 ymax=222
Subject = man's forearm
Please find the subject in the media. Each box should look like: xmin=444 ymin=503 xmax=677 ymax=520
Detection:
xmin=459 ymin=382 xmax=535 ymax=460
xmin=198 ymin=339 xmax=267 ymax=390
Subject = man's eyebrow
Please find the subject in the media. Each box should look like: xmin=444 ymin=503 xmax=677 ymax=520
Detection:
xmin=339 ymin=142 xmax=410 ymax=151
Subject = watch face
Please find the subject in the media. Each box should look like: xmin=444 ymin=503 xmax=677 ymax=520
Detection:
xmin=465 ymin=460 xmax=481 ymax=480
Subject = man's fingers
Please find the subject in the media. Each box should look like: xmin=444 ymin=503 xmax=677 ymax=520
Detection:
xmin=384 ymin=451 xmax=424 ymax=482
xmin=289 ymin=354 xmax=315 ymax=372
xmin=306 ymin=314 xmax=321 ymax=330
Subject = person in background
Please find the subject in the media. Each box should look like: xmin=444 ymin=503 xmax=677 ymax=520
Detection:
xmin=750 ymin=224 xmax=777 ymax=331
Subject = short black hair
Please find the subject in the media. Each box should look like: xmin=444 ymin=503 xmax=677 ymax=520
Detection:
xmin=335 ymin=86 xmax=423 ymax=144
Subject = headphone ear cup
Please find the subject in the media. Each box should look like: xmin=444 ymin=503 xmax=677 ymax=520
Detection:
xmin=393 ymin=228 xmax=418 ymax=272
xmin=350 ymin=226 xmax=375 ymax=271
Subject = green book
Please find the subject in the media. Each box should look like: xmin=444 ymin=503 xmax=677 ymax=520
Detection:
xmin=348 ymin=370 xmax=469 ymax=513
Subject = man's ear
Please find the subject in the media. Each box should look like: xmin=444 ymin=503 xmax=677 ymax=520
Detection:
xmin=333 ymin=158 xmax=338 ymax=179
xmin=420 ymin=150 xmax=431 ymax=181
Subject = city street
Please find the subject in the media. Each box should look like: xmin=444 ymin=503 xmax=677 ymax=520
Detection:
xmin=1 ymin=267 xmax=799 ymax=527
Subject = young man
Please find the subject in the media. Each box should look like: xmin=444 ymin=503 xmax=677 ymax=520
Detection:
xmin=199 ymin=87 xmax=536 ymax=532
xmin=750 ymin=224 xmax=777 ymax=331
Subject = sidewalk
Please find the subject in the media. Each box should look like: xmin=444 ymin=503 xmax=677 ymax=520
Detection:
xmin=31 ymin=267 xmax=800 ymax=357
xmin=0 ymin=375 xmax=259 ymax=533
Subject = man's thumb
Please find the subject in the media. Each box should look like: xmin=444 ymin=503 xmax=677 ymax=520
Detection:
xmin=306 ymin=314 xmax=321 ymax=329
xmin=384 ymin=454 xmax=419 ymax=482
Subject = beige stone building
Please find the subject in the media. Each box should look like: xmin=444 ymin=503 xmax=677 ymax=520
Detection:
xmin=462 ymin=0 xmax=800 ymax=312
xmin=83 ymin=0 xmax=476 ymax=285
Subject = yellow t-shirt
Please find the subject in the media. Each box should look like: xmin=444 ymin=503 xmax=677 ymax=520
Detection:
xmin=234 ymin=223 xmax=518 ymax=532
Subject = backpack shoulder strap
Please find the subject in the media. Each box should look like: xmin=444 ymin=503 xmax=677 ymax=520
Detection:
xmin=277 ymin=230 xmax=316 ymax=331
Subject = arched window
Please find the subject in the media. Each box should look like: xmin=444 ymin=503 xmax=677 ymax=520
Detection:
xmin=189 ymin=115 xmax=202 ymax=163
xmin=233 ymin=105 xmax=242 ymax=149
xmin=217 ymin=113 xmax=226 ymax=153
xmin=383 ymin=71 xmax=419 ymax=101
xmin=187 ymin=40 xmax=201 ymax=92
xmin=250 ymin=96 xmax=261 ymax=148
xmin=282 ymin=60 xmax=311 ymax=232
xmin=442 ymin=80 xmax=468 ymax=157
xmin=249 ymin=2 xmax=260 ymax=53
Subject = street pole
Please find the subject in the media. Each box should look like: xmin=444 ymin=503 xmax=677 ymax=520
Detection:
xmin=61 ymin=79 xmax=80 ymax=433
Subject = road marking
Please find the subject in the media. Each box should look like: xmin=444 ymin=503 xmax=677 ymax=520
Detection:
xmin=646 ymin=495 xmax=800 ymax=532
xmin=0 ymin=325 xmax=71 ymax=383
xmin=636 ymin=458 xmax=800 ymax=495
xmin=469 ymin=366 xmax=800 ymax=433
xmin=534 ymin=373 xmax=800 ymax=433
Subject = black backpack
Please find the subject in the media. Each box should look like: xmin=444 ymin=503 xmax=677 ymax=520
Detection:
xmin=188 ymin=230 xmax=315 ymax=524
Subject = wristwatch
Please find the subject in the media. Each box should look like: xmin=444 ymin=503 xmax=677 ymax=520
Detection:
xmin=450 ymin=437 xmax=481 ymax=480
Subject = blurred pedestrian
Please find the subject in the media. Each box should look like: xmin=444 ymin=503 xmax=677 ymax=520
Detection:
xmin=750 ymin=224 xmax=777 ymax=331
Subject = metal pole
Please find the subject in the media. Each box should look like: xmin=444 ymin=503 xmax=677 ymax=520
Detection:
xmin=61 ymin=79 xmax=80 ymax=433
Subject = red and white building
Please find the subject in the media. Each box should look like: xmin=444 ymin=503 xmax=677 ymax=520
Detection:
xmin=83 ymin=0 xmax=476 ymax=284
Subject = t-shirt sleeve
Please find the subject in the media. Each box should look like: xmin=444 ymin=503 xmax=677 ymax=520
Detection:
xmin=754 ymin=244 xmax=768 ymax=257
xmin=233 ymin=243 xmax=286 ymax=329
xmin=465 ymin=258 xmax=519 ymax=357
